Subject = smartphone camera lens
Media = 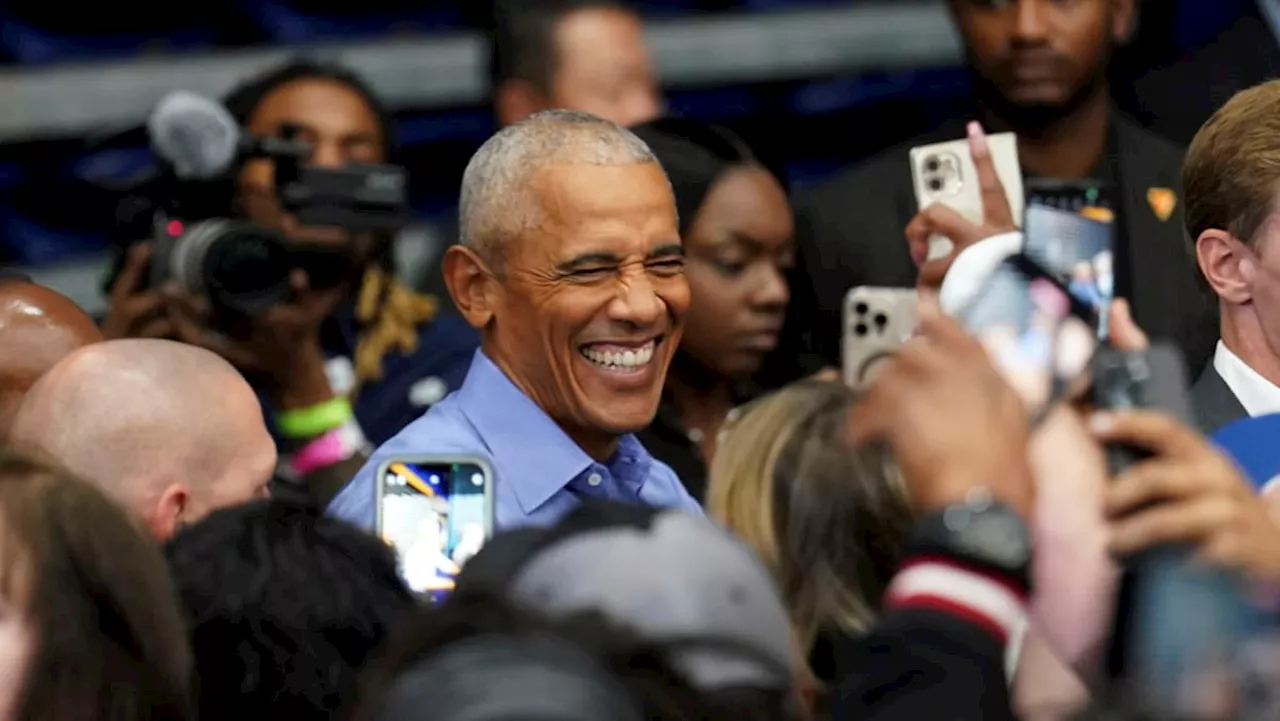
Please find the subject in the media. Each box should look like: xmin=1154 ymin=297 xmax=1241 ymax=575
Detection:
xmin=928 ymin=178 xmax=943 ymax=192
xmin=925 ymin=157 xmax=940 ymax=173
xmin=854 ymin=323 xmax=869 ymax=337
xmin=855 ymin=302 xmax=869 ymax=315
xmin=874 ymin=313 xmax=888 ymax=328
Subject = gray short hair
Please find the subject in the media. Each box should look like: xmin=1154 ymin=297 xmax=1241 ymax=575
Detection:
xmin=458 ymin=109 xmax=661 ymax=266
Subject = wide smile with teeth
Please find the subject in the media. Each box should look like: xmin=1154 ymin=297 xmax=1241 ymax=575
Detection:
xmin=580 ymin=339 xmax=658 ymax=372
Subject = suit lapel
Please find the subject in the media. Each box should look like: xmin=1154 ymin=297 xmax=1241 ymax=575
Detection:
xmin=1191 ymin=365 xmax=1250 ymax=435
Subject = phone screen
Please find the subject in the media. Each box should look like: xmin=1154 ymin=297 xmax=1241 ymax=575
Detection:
xmin=378 ymin=460 xmax=492 ymax=602
xmin=959 ymin=257 xmax=1096 ymax=416
xmin=1022 ymin=181 xmax=1117 ymax=338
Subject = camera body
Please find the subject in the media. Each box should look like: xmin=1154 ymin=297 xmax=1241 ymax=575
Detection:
xmin=149 ymin=136 xmax=409 ymax=321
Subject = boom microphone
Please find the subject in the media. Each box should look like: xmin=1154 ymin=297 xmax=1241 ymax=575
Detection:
xmin=147 ymin=91 xmax=309 ymax=181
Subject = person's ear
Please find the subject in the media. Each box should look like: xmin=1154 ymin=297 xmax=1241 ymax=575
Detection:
xmin=1110 ymin=0 xmax=1138 ymax=44
xmin=444 ymin=246 xmax=498 ymax=329
xmin=494 ymin=79 xmax=548 ymax=128
xmin=147 ymin=483 xmax=190 ymax=542
xmin=1197 ymin=229 xmax=1255 ymax=305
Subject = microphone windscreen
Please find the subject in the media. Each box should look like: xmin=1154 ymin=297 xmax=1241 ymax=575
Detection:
xmin=1210 ymin=413 xmax=1280 ymax=493
xmin=147 ymin=91 xmax=240 ymax=181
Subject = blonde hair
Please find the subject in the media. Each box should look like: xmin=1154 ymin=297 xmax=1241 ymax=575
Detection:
xmin=352 ymin=265 xmax=440 ymax=393
xmin=707 ymin=381 xmax=912 ymax=649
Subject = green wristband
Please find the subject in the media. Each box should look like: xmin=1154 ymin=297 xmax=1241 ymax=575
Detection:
xmin=276 ymin=396 xmax=355 ymax=439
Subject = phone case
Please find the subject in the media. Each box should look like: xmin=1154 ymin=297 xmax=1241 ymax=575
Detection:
xmin=909 ymin=132 xmax=1025 ymax=261
xmin=842 ymin=287 xmax=917 ymax=389
xmin=374 ymin=455 xmax=496 ymax=540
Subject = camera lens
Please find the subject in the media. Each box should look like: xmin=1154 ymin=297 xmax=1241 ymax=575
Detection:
xmin=925 ymin=158 xmax=940 ymax=172
xmin=854 ymin=323 xmax=868 ymax=337
xmin=874 ymin=313 xmax=888 ymax=328
xmin=928 ymin=178 xmax=943 ymax=192
xmin=169 ymin=220 xmax=292 ymax=316
xmin=855 ymin=302 xmax=869 ymax=315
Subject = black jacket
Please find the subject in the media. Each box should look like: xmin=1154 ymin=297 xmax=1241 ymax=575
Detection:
xmin=1191 ymin=363 xmax=1250 ymax=436
xmin=1129 ymin=2 xmax=1280 ymax=147
xmin=784 ymin=115 xmax=1218 ymax=377
xmin=834 ymin=605 xmax=1015 ymax=720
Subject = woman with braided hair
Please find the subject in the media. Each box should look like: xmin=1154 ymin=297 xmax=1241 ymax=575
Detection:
xmin=102 ymin=59 xmax=478 ymax=506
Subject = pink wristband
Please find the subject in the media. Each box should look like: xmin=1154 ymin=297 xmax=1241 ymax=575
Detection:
xmin=289 ymin=420 xmax=368 ymax=476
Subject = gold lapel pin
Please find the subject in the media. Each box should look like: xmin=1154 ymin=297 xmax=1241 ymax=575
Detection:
xmin=1147 ymin=187 xmax=1178 ymax=222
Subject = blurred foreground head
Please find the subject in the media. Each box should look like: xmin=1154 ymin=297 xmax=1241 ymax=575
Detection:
xmin=166 ymin=499 xmax=413 ymax=720
xmin=455 ymin=501 xmax=803 ymax=720
xmin=0 ymin=281 xmax=102 ymax=440
xmin=355 ymin=591 xmax=716 ymax=721
xmin=0 ymin=448 xmax=192 ymax=721
xmin=10 ymin=339 xmax=276 ymax=540
xmin=707 ymin=381 xmax=911 ymax=678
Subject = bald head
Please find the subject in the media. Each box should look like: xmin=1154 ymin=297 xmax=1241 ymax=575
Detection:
xmin=10 ymin=339 xmax=276 ymax=540
xmin=0 ymin=282 xmax=103 ymax=440
xmin=459 ymin=108 xmax=661 ymax=266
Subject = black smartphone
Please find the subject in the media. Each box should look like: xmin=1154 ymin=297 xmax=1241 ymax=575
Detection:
xmin=1021 ymin=179 xmax=1117 ymax=339
xmin=1097 ymin=345 xmax=1262 ymax=716
xmin=958 ymin=254 xmax=1098 ymax=419
xmin=375 ymin=456 xmax=495 ymax=603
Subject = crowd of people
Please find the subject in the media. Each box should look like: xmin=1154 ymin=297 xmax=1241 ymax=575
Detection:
xmin=6 ymin=0 xmax=1280 ymax=719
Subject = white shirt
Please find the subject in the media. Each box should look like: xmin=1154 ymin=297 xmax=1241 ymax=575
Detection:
xmin=1262 ymin=0 xmax=1280 ymax=45
xmin=1213 ymin=340 xmax=1280 ymax=417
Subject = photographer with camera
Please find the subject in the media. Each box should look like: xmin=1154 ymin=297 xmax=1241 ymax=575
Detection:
xmin=102 ymin=60 xmax=478 ymax=506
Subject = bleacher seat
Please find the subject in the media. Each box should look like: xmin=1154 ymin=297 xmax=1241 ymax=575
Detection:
xmin=245 ymin=0 xmax=467 ymax=44
xmin=2 ymin=4 xmax=246 ymax=64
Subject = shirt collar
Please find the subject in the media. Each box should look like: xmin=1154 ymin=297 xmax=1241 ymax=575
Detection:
xmin=454 ymin=350 xmax=655 ymax=513
xmin=1214 ymin=340 xmax=1280 ymax=417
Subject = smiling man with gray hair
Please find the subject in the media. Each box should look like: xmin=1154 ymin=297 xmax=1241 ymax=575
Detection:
xmin=330 ymin=110 xmax=700 ymax=532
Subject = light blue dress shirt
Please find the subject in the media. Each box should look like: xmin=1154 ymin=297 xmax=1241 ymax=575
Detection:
xmin=327 ymin=350 xmax=702 ymax=531
xmin=1264 ymin=0 xmax=1280 ymax=43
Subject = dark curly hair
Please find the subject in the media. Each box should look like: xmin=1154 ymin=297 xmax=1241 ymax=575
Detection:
xmin=164 ymin=498 xmax=414 ymax=720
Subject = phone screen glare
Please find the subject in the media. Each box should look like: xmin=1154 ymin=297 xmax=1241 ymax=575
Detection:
xmin=380 ymin=463 xmax=489 ymax=602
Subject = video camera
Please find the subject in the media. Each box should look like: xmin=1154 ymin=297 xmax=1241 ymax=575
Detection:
xmin=145 ymin=91 xmax=409 ymax=319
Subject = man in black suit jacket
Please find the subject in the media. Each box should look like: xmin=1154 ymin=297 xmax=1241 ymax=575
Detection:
xmin=788 ymin=0 xmax=1217 ymax=376
xmin=1131 ymin=1 xmax=1280 ymax=147
xmin=1180 ymin=80 xmax=1280 ymax=436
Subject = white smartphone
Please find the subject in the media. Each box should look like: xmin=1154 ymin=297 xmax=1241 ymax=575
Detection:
xmin=375 ymin=455 xmax=495 ymax=603
xmin=909 ymin=132 xmax=1024 ymax=261
xmin=843 ymin=286 xmax=917 ymax=389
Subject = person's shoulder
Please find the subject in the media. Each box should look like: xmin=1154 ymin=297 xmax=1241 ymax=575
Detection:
xmin=641 ymin=450 xmax=702 ymax=512
xmin=372 ymin=393 xmax=481 ymax=454
xmin=418 ymin=310 xmax=480 ymax=353
xmin=372 ymin=311 xmax=478 ymax=402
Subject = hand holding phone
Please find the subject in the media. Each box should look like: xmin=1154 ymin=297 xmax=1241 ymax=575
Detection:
xmin=908 ymin=122 xmax=1022 ymax=272
xmin=1090 ymin=347 xmax=1267 ymax=714
xmin=1022 ymin=179 xmax=1118 ymax=340
xmin=957 ymin=254 xmax=1097 ymax=420
xmin=842 ymin=286 xmax=917 ymax=389
xmin=376 ymin=456 xmax=495 ymax=603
